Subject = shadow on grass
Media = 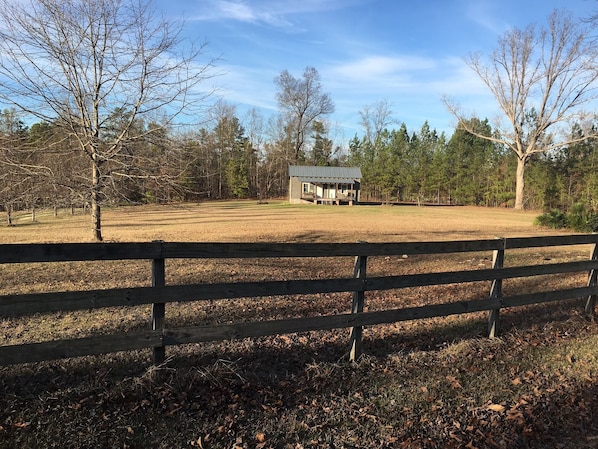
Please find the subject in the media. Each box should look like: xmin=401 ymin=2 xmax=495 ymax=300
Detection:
xmin=0 ymin=298 xmax=596 ymax=448
xmin=0 ymin=298 xmax=589 ymax=394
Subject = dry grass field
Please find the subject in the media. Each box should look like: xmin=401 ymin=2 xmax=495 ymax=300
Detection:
xmin=1 ymin=201 xmax=597 ymax=449
xmin=0 ymin=200 xmax=549 ymax=244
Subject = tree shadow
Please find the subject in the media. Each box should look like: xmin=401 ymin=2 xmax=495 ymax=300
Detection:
xmin=0 ymin=297 xmax=596 ymax=448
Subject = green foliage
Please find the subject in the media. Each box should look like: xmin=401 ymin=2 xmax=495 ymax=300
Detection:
xmin=534 ymin=209 xmax=568 ymax=229
xmin=355 ymin=118 xmax=518 ymax=206
xmin=567 ymin=203 xmax=598 ymax=232
xmin=226 ymin=152 xmax=249 ymax=198
xmin=5 ymin=99 xmax=598 ymax=212
xmin=534 ymin=203 xmax=598 ymax=232
xmin=354 ymin=115 xmax=598 ymax=210
xmin=310 ymin=121 xmax=334 ymax=166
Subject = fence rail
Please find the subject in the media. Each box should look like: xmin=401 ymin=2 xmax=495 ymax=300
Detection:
xmin=1 ymin=235 xmax=597 ymax=366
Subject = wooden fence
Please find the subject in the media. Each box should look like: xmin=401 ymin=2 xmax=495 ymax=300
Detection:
xmin=0 ymin=234 xmax=597 ymax=366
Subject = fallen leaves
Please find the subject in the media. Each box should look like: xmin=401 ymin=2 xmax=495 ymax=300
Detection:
xmin=2 ymin=290 xmax=598 ymax=449
xmin=189 ymin=436 xmax=205 ymax=447
xmin=446 ymin=375 xmax=463 ymax=389
xmin=486 ymin=403 xmax=506 ymax=413
xmin=11 ymin=420 xmax=31 ymax=429
xmin=256 ymin=432 xmax=267 ymax=448
xmin=506 ymin=408 xmax=526 ymax=426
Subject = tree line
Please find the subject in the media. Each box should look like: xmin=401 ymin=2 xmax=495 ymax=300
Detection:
xmin=2 ymin=105 xmax=597 ymax=215
xmin=349 ymin=117 xmax=598 ymax=211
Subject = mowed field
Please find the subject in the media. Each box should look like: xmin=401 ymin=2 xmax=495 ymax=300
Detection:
xmin=1 ymin=201 xmax=598 ymax=449
xmin=0 ymin=200 xmax=550 ymax=244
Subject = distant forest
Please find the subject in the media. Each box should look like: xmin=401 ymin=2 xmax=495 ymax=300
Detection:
xmin=1 ymin=107 xmax=596 ymax=219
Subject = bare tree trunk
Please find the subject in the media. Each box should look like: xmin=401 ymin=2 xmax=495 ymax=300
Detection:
xmin=6 ymin=204 xmax=12 ymax=226
xmin=91 ymin=162 xmax=103 ymax=241
xmin=92 ymin=197 xmax=102 ymax=241
xmin=515 ymin=157 xmax=526 ymax=210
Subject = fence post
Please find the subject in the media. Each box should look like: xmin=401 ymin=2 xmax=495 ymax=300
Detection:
xmin=349 ymin=250 xmax=367 ymax=362
xmin=488 ymin=238 xmax=505 ymax=338
xmin=584 ymin=241 xmax=598 ymax=319
xmin=152 ymin=241 xmax=166 ymax=364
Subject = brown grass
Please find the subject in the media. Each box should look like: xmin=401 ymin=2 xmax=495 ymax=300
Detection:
xmin=1 ymin=200 xmax=550 ymax=244
xmin=1 ymin=201 xmax=597 ymax=449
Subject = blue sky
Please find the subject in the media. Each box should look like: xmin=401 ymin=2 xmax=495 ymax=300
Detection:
xmin=155 ymin=0 xmax=595 ymax=140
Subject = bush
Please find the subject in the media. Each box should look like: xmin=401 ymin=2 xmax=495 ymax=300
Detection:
xmin=534 ymin=209 xmax=568 ymax=229
xmin=567 ymin=203 xmax=589 ymax=232
xmin=588 ymin=214 xmax=598 ymax=232
xmin=535 ymin=204 xmax=598 ymax=232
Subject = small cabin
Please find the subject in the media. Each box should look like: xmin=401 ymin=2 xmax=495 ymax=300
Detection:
xmin=288 ymin=165 xmax=362 ymax=205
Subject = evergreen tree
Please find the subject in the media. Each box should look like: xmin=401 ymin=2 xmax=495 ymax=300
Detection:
xmin=445 ymin=118 xmax=496 ymax=205
xmin=310 ymin=121 xmax=334 ymax=166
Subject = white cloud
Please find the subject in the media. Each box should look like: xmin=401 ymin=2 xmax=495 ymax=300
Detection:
xmin=465 ymin=1 xmax=508 ymax=35
xmin=318 ymin=52 xmax=503 ymax=135
xmin=217 ymin=1 xmax=257 ymax=22
xmin=208 ymin=50 xmax=503 ymax=138
xmin=428 ymin=57 xmax=488 ymax=95
xmin=328 ymin=54 xmax=492 ymax=100
xmin=214 ymin=63 xmax=279 ymax=111
xmin=191 ymin=0 xmax=287 ymax=26
xmin=191 ymin=0 xmax=366 ymax=28
xmin=323 ymin=55 xmax=439 ymax=94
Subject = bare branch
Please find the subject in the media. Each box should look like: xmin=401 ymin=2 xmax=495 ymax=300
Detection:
xmin=444 ymin=9 xmax=598 ymax=209
xmin=0 ymin=0 xmax=217 ymax=239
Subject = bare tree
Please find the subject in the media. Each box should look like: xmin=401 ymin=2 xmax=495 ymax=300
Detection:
xmin=443 ymin=9 xmax=598 ymax=209
xmin=0 ymin=0 xmax=216 ymax=240
xmin=359 ymin=99 xmax=395 ymax=145
xmin=274 ymin=66 xmax=334 ymax=164
xmin=0 ymin=109 xmax=38 ymax=225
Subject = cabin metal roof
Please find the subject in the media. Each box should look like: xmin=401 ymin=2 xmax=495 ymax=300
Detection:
xmin=289 ymin=165 xmax=362 ymax=183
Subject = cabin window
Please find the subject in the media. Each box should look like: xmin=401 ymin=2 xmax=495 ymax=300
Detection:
xmin=302 ymin=183 xmax=312 ymax=194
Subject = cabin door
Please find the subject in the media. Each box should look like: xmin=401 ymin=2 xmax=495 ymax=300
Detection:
xmin=316 ymin=185 xmax=323 ymax=198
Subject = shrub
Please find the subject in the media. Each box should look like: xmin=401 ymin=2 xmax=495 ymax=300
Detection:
xmin=535 ymin=204 xmax=598 ymax=232
xmin=534 ymin=209 xmax=568 ymax=229
xmin=567 ymin=203 xmax=588 ymax=232
xmin=588 ymin=215 xmax=598 ymax=232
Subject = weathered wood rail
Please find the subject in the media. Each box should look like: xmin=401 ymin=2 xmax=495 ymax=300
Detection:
xmin=0 ymin=235 xmax=597 ymax=366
